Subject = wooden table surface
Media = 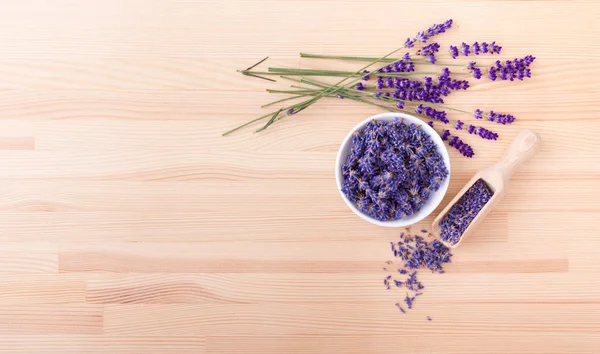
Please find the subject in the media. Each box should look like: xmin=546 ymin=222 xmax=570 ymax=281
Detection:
xmin=1 ymin=0 xmax=599 ymax=353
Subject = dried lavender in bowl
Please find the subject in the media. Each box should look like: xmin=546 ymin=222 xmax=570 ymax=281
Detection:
xmin=341 ymin=119 xmax=449 ymax=221
xmin=439 ymin=179 xmax=494 ymax=245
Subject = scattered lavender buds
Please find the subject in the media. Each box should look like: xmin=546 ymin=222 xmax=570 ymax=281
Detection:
xmin=385 ymin=230 xmax=453 ymax=313
xmin=439 ymin=179 xmax=494 ymax=245
xmin=341 ymin=119 xmax=449 ymax=221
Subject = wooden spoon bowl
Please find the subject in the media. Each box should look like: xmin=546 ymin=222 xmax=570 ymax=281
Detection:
xmin=432 ymin=129 xmax=541 ymax=248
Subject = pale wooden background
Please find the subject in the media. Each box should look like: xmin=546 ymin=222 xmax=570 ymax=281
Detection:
xmin=0 ymin=0 xmax=599 ymax=353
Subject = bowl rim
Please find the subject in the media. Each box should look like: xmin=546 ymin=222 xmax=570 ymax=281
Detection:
xmin=335 ymin=112 xmax=451 ymax=227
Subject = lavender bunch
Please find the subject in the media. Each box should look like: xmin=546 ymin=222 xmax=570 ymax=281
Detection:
xmin=439 ymin=179 xmax=494 ymax=245
xmin=385 ymin=230 xmax=453 ymax=313
xmin=231 ymin=19 xmax=536 ymax=159
xmin=341 ymin=120 xmax=448 ymax=221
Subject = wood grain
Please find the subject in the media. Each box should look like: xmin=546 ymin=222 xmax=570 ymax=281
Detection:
xmin=0 ymin=0 xmax=598 ymax=352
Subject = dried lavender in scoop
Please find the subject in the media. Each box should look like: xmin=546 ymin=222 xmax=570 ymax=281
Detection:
xmin=439 ymin=179 xmax=494 ymax=245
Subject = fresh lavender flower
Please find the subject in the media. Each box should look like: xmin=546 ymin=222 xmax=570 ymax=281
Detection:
xmin=481 ymin=42 xmax=489 ymax=53
xmin=415 ymin=104 xmax=449 ymax=124
xmin=362 ymin=70 xmax=370 ymax=81
xmin=421 ymin=42 xmax=440 ymax=56
xmin=489 ymin=56 xmax=536 ymax=81
xmin=405 ymin=19 xmax=453 ymax=47
xmin=449 ymin=45 xmax=459 ymax=59
xmin=467 ymin=124 xmax=499 ymax=140
xmin=467 ymin=61 xmax=482 ymax=80
xmin=461 ymin=42 xmax=470 ymax=56
xmin=341 ymin=119 xmax=449 ymax=221
xmin=448 ymin=135 xmax=475 ymax=157
xmin=439 ymin=179 xmax=493 ymax=245
xmin=441 ymin=129 xmax=451 ymax=141
xmin=490 ymin=41 xmax=502 ymax=54
xmin=472 ymin=42 xmax=481 ymax=55
xmin=486 ymin=110 xmax=516 ymax=125
xmin=396 ymin=101 xmax=405 ymax=109
xmin=488 ymin=67 xmax=498 ymax=81
xmin=421 ymin=43 xmax=440 ymax=63
xmin=474 ymin=109 xmax=483 ymax=119
xmin=337 ymin=94 xmax=344 ymax=99
xmin=355 ymin=82 xmax=367 ymax=91
xmin=454 ymin=120 xmax=464 ymax=130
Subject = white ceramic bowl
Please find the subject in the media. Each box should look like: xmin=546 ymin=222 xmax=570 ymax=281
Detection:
xmin=335 ymin=112 xmax=451 ymax=227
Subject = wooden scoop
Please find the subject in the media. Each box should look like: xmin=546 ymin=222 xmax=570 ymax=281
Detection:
xmin=431 ymin=129 xmax=541 ymax=248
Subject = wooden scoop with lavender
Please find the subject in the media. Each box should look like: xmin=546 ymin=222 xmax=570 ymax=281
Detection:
xmin=432 ymin=130 xmax=540 ymax=248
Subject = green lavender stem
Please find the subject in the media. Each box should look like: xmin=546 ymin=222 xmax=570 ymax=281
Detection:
xmin=299 ymin=53 xmax=469 ymax=67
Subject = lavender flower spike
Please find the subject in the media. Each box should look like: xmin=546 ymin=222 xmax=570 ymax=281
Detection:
xmin=461 ymin=42 xmax=470 ymax=56
xmin=449 ymin=45 xmax=459 ymax=59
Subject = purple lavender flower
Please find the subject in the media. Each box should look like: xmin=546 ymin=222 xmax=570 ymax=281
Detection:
xmin=486 ymin=110 xmax=516 ymax=125
xmin=421 ymin=42 xmax=440 ymax=64
xmin=490 ymin=56 xmax=536 ymax=81
xmin=488 ymin=67 xmax=497 ymax=81
xmin=454 ymin=120 xmax=464 ymax=130
xmin=472 ymin=42 xmax=481 ymax=55
xmin=355 ymin=82 xmax=367 ymax=91
xmin=467 ymin=61 xmax=482 ymax=80
xmin=396 ymin=101 xmax=405 ymax=109
xmin=447 ymin=134 xmax=475 ymax=157
xmin=439 ymin=179 xmax=493 ymax=245
xmin=362 ymin=70 xmax=370 ymax=81
xmin=287 ymin=108 xmax=296 ymax=115
xmin=406 ymin=19 xmax=453 ymax=46
xmin=474 ymin=109 xmax=483 ymax=119
xmin=490 ymin=41 xmax=502 ymax=54
xmin=481 ymin=42 xmax=489 ymax=53
xmin=427 ymin=121 xmax=434 ymax=127
xmin=337 ymin=94 xmax=344 ymax=99
xmin=467 ymin=124 xmax=499 ymax=140
xmin=449 ymin=45 xmax=459 ymax=59
xmin=441 ymin=129 xmax=451 ymax=141
xmin=461 ymin=42 xmax=470 ymax=56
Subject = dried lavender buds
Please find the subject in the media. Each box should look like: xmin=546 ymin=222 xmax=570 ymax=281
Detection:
xmin=386 ymin=230 xmax=453 ymax=313
xmin=341 ymin=119 xmax=448 ymax=221
xmin=439 ymin=179 xmax=494 ymax=245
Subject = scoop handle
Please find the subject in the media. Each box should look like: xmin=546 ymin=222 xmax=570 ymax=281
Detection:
xmin=495 ymin=129 xmax=540 ymax=180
